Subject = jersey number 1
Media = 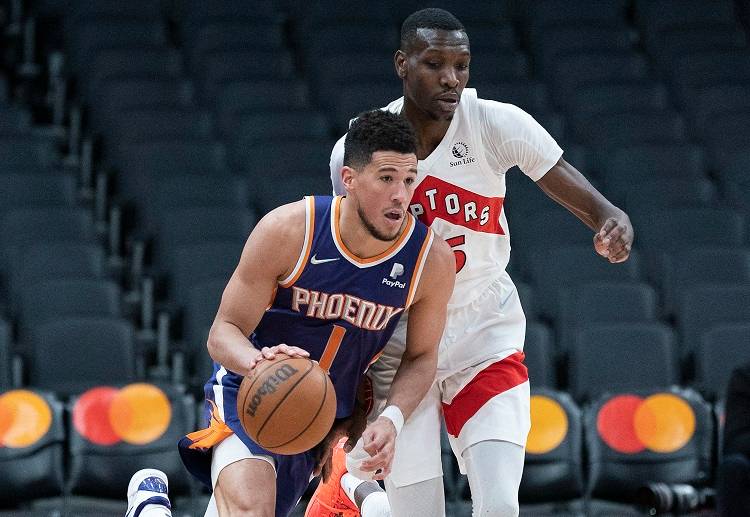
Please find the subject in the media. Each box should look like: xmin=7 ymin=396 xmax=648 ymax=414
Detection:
xmin=319 ymin=325 xmax=346 ymax=373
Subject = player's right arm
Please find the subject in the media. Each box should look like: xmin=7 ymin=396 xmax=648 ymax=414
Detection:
xmin=206 ymin=201 xmax=310 ymax=377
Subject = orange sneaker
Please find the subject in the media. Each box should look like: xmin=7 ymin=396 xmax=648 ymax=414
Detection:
xmin=305 ymin=438 xmax=360 ymax=517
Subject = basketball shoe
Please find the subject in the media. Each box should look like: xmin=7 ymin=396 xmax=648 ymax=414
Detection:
xmin=305 ymin=439 xmax=360 ymax=517
xmin=125 ymin=468 xmax=171 ymax=517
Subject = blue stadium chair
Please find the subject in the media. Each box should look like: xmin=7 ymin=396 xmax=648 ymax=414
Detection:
xmin=233 ymin=138 xmax=333 ymax=178
xmin=185 ymin=20 xmax=286 ymax=74
xmin=64 ymin=0 xmax=165 ymax=22
xmin=520 ymin=389 xmax=584 ymax=506
xmin=660 ymin=248 xmax=750 ymax=317
xmin=648 ymin=26 xmax=748 ymax=69
xmin=623 ymin=178 xmax=717 ymax=214
xmin=0 ymin=389 xmax=65 ymax=507
xmin=308 ymin=52 xmax=396 ymax=110
xmin=634 ymin=0 xmax=738 ymax=41
xmin=465 ymin=51 xmax=532 ymax=82
xmin=8 ymin=242 xmax=106 ymax=297
xmin=0 ymin=136 xmax=60 ymax=172
xmin=526 ymin=244 xmax=642 ymax=320
xmin=572 ymin=111 xmax=687 ymax=147
xmin=0 ymin=105 xmax=33 ymax=134
xmin=0 ymin=208 xmax=96 ymax=270
xmin=16 ymin=279 xmax=122 ymax=343
xmin=462 ymin=22 xmax=517 ymax=52
xmin=585 ymin=387 xmax=713 ymax=502
xmin=515 ymin=281 xmax=536 ymax=321
xmin=297 ymin=23 xmax=398 ymax=65
xmin=687 ymin=84 xmax=750 ymax=134
xmin=599 ymin=144 xmax=707 ymax=200
xmin=522 ymin=0 xmax=629 ymax=28
xmin=183 ymin=279 xmax=227 ymax=381
xmin=84 ymin=48 xmax=183 ymax=100
xmin=524 ymin=322 xmax=555 ymax=388
xmin=472 ymin=80 xmax=549 ymax=115
xmin=716 ymin=150 xmax=750 ymax=214
xmin=676 ymin=285 xmax=750 ymax=360
xmin=250 ymin=175 xmax=335 ymax=216
xmin=214 ymin=79 xmax=311 ymax=136
xmin=27 ymin=317 xmax=137 ymax=396
xmin=564 ymin=81 xmax=670 ymax=121
xmin=176 ymin=0 xmax=281 ymax=36
xmin=232 ymin=111 xmax=330 ymax=148
xmin=0 ymin=319 xmax=9 ymax=389
xmin=503 ymin=167 xmax=560 ymax=220
xmin=558 ymin=282 xmax=658 ymax=355
xmin=570 ymin=322 xmax=677 ymax=402
xmin=112 ymin=108 xmax=215 ymax=144
xmin=67 ymin=383 xmax=195 ymax=499
xmin=532 ymin=25 xmax=637 ymax=77
xmin=671 ymin=51 xmax=750 ymax=103
xmin=333 ymin=82 xmax=403 ymax=132
xmin=697 ymin=324 xmax=750 ymax=400
xmin=0 ymin=173 xmax=77 ymax=211
xmin=704 ymin=111 xmax=750 ymax=153
xmin=199 ymin=50 xmax=295 ymax=100
xmin=169 ymin=241 xmax=243 ymax=304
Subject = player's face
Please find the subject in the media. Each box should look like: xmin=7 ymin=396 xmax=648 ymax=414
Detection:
xmin=352 ymin=150 xmax=418 ymax=242
xmin=398 ymin=28 xmax=470 ymax=121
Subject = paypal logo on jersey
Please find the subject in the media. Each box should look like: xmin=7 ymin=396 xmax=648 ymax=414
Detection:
xmin=383 ymin=263 xmax=406 ymax=288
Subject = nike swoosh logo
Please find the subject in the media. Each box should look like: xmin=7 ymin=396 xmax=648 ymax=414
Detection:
xmin=310 ymin=254 xmax=340 ymax=265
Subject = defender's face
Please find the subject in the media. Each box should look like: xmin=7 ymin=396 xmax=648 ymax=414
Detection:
xmin=400 ymin=28 xmax=471 ymax=121
xmin=349 ymin=150 xmax=418 ymax=241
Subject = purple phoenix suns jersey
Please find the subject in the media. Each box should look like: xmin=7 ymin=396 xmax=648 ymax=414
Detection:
xmin=253 ymin=195 xmax=433 ymax=418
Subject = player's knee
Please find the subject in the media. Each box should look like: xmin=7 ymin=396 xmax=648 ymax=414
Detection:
xmin=474 ymin=495 xmax=518 ymax=517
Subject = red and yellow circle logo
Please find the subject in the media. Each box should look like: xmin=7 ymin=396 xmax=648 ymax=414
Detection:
xmin=527 ymin=395 xmax=569 ymax=454
xmin=0 ymin=390 xmax=53 ymax=448
xmin=73 ymin=383 xmax=172 ymax=445
xmin=597 ymin=393 xmax=695 ymax=454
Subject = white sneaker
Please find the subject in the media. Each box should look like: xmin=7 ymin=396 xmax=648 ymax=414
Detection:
xmin=125 ymin=468 xmax=171 ymax=517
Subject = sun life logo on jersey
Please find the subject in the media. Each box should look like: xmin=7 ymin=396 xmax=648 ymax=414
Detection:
xmin=382 ymin=262 xmax=405 ymax=288
xmin=450 ymin=141 xmax=476 ymax=167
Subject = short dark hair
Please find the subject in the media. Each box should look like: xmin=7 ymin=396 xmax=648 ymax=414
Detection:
xmin=400 ymin=8 xmax=465 ymax=50
xmin=343 ymin=110 xmax=417 ymax=168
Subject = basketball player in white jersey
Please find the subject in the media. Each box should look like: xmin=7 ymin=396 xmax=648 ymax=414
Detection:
xmin=307 ymin=8 xmax=634 ymax=517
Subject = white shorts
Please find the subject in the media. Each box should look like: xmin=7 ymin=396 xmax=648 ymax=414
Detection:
xmin=357 ymin=275 xmax=531 ymax=487
xmin=210 ymin=433 xmax=276 ymax=488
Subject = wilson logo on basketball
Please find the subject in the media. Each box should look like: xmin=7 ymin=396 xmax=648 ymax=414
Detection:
xmin=247 ymin=364 xmax=299 ymax=417
xmin=410 ymin=175 xmax=505 ymax=234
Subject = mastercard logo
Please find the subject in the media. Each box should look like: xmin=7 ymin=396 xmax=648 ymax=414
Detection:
xmin=527 ymin=395 xmax=568 ymax=454
xmin=596 ymin=393 xmax=695 ymax=454
xmin=73 ymin=383 xmax=171 ymax=446
xmin=0 ymin=390 xmax=52 ymax=448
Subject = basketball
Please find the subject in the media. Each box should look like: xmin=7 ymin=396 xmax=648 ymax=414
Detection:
xmin=237 ymin=354 xmax=337 ymax=455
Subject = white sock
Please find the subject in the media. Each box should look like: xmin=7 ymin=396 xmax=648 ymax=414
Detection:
xmin=340 ymin=472 xmax=366 ymax=504
xmin=361 ymin=492 xmax=390 ymax=517
xmin=138 ymin=504 xmax=171 ymax=517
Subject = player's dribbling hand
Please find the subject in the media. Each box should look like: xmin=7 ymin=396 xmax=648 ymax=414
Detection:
xmin=594 ymin=214 xmax=634 ymax=264
xmin=247 ymin=344 xmax=310 ymax=371
xmin=359 ymin=416 xmax=397 ymax=480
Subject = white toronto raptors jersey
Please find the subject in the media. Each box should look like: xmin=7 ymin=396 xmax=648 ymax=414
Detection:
xmin=331 ymin=88 xmax=563 ymax=308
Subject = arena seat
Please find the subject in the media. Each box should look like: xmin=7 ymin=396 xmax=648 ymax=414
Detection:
xmin=0 ymin=106 xmax=33 ymax=135
xmin=634 ymin=0 xmax=737 ymax=37
xmin=0 ymin=389 xmax=65 ymax=507
xmin=623 ymin=177 xmax=717 ymax=214
xmin=214 ymin=79 xmax=312 ymax=136
xmin=183 ymin=278 xmax=227 ymax=382
xmin=308 ymin=52 xmax=396 ymax=110
xmin=461 ymin=22 xmax=517 ymax=52
xmin=17 ymin=279 xmax=122 ymax=344
xmin=702 ymin=111 xmax=750 ymax=152
xmin=515 ymin=281 xmax=536 ymax=322
xmin=658 ymin=247 xmax=750 ymax=317
xmin=232 ymin=110 xmax=330 ymax=148
xmin=333 ymin=82 xmax=403 ymax=132
xmin=686 ymin=83 xmax=750 ymax=134
xmin=563 ymin=81 xmax=670 ymax=122
xmin=0 ymin=136 xmax=60 ymax=171
xmin=671 ymin=51 xmax=750 ymax=103
xmin=169 ymin=241 xmax=242 ymax=305
xmin=27 ymin=317 xmax=137 ymax=396
xmin=522 ymin=0 xmax=629 ymax=28
xmin=697 ymin=324 xmax=750 ymax=400
xmin=67 ymin=383 xmax=195 ymax=499
xmin=471 ymin=80 xmax=549 ymax=115
xmin=463 ymin=51 xmax=532 ymax=83
xmin=0 ymin=319 xmax=9 ymax=389
xmin=0 ymin=208 xmax=96 ymax=270
xmin=572 ymin=110 xmax=687 ymax=147
xmin=570 ymin=322 xmax=678 ymax=402
xmin=647 ymin=26 xmax=748 ymax=69
xmin=558 ymin=282 xmax=658 ymax=356
xmin=676 ymin=285 xmax=750 ymax=360
xmin=527 ymin=245 xmax=642 ymax=320
xmin=585 ymin=387 xmax=713 ymax=502
xmin=599 ymin=143 xmax=707 ymax=198
xmin=523 ymin=323 xmax=555 ymax=388
xmin=198 ymin=49 xmax=295 ymax=100
xmin=0 ymin=173 xmax=77 ymax=210
xmin=249 ymin=174 xmax=335 ymax=216
xmin=112 ymin=108 xmax=215 ymax=145
xmin=520 ymin=389 xmax=584 ymax=503
xmin=233 ymin=138 xmax=333 ymax=178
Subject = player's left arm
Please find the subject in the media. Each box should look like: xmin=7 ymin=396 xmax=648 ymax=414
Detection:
xmin=359 ymin=235 xmax=456 ymax=478
xmin=536 ymin=157 xmax=634 ymax=263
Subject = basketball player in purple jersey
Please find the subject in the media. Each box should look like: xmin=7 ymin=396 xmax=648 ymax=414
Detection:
xmin=171 ymin=110 xmax=455 ymax=517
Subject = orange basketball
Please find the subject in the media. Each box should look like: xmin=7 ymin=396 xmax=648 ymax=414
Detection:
xmin=237 ymin=354 xmax=337 ymax=455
